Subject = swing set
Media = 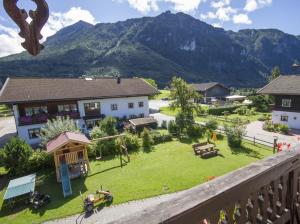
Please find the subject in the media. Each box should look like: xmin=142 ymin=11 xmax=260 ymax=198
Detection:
xmin=93 ymin=134 xmax=130 ymax=167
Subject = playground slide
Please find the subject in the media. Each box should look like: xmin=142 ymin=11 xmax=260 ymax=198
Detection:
xmin=60 ymin=164 xmax=72 ymax=197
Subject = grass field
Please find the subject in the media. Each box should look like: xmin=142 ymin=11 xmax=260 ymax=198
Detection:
xmin=154 ymin=90 xmax=170 ymax=100
xmin=0 ymin=104 xmax=12 ymax=117
xmin=0 ymin=138 xmax=272 ymax=224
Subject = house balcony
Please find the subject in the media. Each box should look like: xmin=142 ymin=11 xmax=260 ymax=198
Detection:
xmin=19 ymin=112 xmax=80 ymax=126
xmin=116 ymin=148 xmax=300 ymax=224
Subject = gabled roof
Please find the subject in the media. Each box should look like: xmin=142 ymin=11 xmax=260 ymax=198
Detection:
xmin=190 ymin=82 xmax=229 ymax=92
xmin=46 ymin=132 xmax=91 ymax=153
xmin=258 ymin=75 xmax=300 ymax=95
xmin=0 ymin=77 xmax=159 ymax=103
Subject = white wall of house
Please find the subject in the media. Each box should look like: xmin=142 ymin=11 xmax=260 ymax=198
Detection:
xmin=17 ymin=123 xmax=44 ymax=145
xmin=272 ymin=110 xmax=300 ymax=129
xmin=78 ymin=96 xmax=149 ymax=119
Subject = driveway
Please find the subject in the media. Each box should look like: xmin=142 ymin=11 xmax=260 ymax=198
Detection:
xmin=149 ymin=100 xmax=170 ymax=112
xmin=0 ymin=116 xmax=16 ymax=147
xmin=246 ymin=121 xmax=300 ymax=148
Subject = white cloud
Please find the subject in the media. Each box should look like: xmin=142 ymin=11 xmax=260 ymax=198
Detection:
xmin=165 ymin=0 xmax=204 ymax=12
xmin=215 ymin=6 xmax=237 ymax=21
xmin=244 ymin=0 xmax=272 ymax=12
xmin=126 ymin=0 xmax=159 ymax=14
xmin=212 ymin=22 xmax=222 ymax=28
xmin=233 ymin=13 xmax=252 ymax=24
xmin=0 ymin=25 xmax=24 ymax=57
xmin=0 ymin=7 xmax=97 ymax=58
xmin=121 ymin=0 xmax=205 ymax=13
xmin=210 ymin=0 xmax=230 ymax=9
xmin=42 ymin=7 xmax=97 ymax=39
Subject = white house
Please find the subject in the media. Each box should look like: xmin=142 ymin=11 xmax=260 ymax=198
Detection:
xmin=258 ymin=75 xmax=300 ymax=130
xmin=0 ymin=77 xmax=158 ymax=145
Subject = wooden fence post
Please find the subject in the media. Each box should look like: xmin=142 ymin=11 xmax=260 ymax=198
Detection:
xmin=253 ymin=136 xmax=256 ymax=145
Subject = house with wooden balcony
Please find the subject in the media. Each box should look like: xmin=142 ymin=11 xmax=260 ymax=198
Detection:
xmin=258 ymin=75 xmax=300 ymax=129
xmin=0 ymin=77 xmax=158 ymax=145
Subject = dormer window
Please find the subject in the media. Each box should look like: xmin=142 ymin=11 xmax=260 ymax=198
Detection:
xmin=282 ymin=99 xmax=292 ymax=108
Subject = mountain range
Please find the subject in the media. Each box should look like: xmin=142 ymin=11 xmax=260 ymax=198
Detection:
xmin=0 ymin=11 xmax=300 ymax=88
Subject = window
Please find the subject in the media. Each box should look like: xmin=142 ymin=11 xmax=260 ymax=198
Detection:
xmin=281 ymin=115 xmax=289 ymax=122
xmin=128 ymin=103 xmax=134 ymax=109
xmin=282 ymin=99 xmax=292 ymax=108
xmin=58 ymin=104 xmax=77 ymax=113
xmin=138 ymin=102 xmax=144 ymax=108
xmin=111 ymin=104 xmax=118 ymax=111
xmin=84 ymin=102 xmax=100 ymax=110
xmin=25 ymin=106 xmax=48 ymax=116
xmin=129 ymin=115 xmax=136 ymax=119
xmin=139 ymin=113 xmax=144 ymax=118
xmin=28 ymin=128 xmax=40 ymax=139
xmin=85 ymin=120 xmax=96 ymax=129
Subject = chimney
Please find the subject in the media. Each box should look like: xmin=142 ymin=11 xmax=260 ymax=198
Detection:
xmin=117 ymin=76 xmax=121 ymax=84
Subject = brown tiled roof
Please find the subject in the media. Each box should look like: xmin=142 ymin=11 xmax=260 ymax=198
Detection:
xmin=258 ymin=75 xmax=300 ymax=95
xmin=0 ymin=77 xmax=159 ymax=103
xmin=46 ymin=132 xmax=91 ymax=153
xmin=190 ymin=82 xmax=229 ymax=92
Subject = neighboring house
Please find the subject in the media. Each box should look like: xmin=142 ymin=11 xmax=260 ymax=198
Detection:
xmin=191 ymin=82 xmax=230 ymax=104
xmin=0 ymin=77 xmax=158 ymax=145
xmin=258 ymin=75 xmax=300 ymax=129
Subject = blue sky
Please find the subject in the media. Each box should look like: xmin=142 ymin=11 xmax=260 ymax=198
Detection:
xmin=0 ymin=0 xmax=299 ymax=57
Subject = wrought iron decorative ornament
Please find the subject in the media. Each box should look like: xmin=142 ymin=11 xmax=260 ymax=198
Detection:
xmin=3 ymin=0 xmax=49 ymax=56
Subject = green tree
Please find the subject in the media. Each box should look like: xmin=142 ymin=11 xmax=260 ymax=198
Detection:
xmin=269 ymin=66 xmax=281 ymax=82
xmin=40 ymin=116 xmax=79 ymax=146
xmin=141 ymin=128 xmax=154 ymax=149
xmin=249 ymin=95 xmax=271 ymax=112
xmin=224 ymin=124 xmax=246 ymax=148
xmin=169 ymin=77 xmax=201 ymax=133
xmin=100 ymin=116 xmax=118 ymax=136
xmin=1 ymin=137 xmax=33 ymax=176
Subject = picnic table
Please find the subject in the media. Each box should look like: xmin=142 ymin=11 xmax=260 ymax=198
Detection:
xmin=193 ymin=142 xmax=219 ymax=158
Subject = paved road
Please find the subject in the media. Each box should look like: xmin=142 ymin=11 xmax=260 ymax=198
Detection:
xmin=44 ymin=190 xmax=187 ymax=224
xmin=245 ymin=121 xmax=300 ymax=148
xmin=0 ymin=116 xmax=16 ymax=147
xmin=149 ymin=100 xmax=170 ymax=111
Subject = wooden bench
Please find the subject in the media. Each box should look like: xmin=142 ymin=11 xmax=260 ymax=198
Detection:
xmin=193 ymin=142 xmax=219 ymax=158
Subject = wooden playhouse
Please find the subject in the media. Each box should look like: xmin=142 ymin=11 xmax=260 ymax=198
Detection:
xmin=47 ymin=132 xmax=91 ymax=182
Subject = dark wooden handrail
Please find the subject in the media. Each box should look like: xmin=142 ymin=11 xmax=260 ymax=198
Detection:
xmin=110 ymin=146 xmax=300 ymax=224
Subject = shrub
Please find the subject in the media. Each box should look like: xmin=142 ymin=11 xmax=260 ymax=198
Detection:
xmin=208 ymin=105 xmax=240 ymax=116
xmin=124 ymin=133 xmax=140 ymax=152
xmin=100 ymin=116 xmax=118 ymax=136
xmin=205 ymin=119 xmax=218 ymax=132
xmin=186 ymin=124 xmax=204 ymax=138
xmin=40 ymin=116 xmax=79 ymax=146
xmin=141 ymin=128 xmax=154 ymax=149
xmin=246 ymin=107 xmax=257 ymax=116
xmin=249 ymin=95 xmax=271 ymax=112
xmin=2 ymin=137 xmax=33 ymax=176
xmin=28 ymin=150 xmax=53 ymax=171
xmin=258 ymin=114 xmax=271 ymax=121
xmin=151 ymin=132 xmax=173 ymax=144
xmin=224 ymin=124 xmax=246 ymax=148
xmin=90 ymin=126 xmax=107 ymax=139
xmin=168 ymin=120 xmax=179 ymax=135
xmin=93 ymin=139 xmax=120 ymax=157
xmin=279 ymin=124 xmax=289 ymax=134
xmin=234 ymin=106 xmax=248 ymax=115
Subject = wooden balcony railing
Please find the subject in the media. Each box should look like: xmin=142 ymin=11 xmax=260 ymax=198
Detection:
xmin=114 ymin=147 xmax=300 ymax=224
xmin=64 ymin=151 xmax=83 ymax=164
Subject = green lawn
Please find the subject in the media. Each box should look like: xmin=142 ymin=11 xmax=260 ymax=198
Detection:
xmin=0 ymin=104 xmax=12 ymax=117
xmin=153 ymin=90 xmax=170 ymax=100
xmin=0 ymin=138 xmax=272 ymax=224
xmin=160 ymin=106 xmax=269 ymax=125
